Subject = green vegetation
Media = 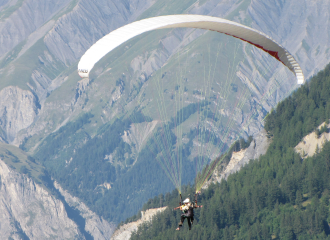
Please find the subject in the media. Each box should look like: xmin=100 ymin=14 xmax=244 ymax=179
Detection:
xmin=169 ymin=100 xmax=210 ymax=127
xmin=28 ymin=26 xmax=259 ymax=225
xmin=51 ymin=0 xmax=79 ymax=22
xmin=264 ymin=63 xmax=330 ymax=145
xmin=32 ymin=110 xmax=199 ymax=223
xmin=302 ymin=39 xmax=310 ymax=53
xmin=315 ymin=46 xmax=320 ymax=56
xmin=317 ymin=124 xmax=329 ymax=137
xmin=20 ymin=11 xmax=248 ymax=161
xmin=0 ymin=40 xmax=26 ymax=69
xmin=0 ymin=0 xmax=24 ymax=21
xmin=0 ymin=143 xmax=46 ymax=186
xmin=0 ymin=38 xmax=65 ymax=90
xmin=127 ymin=63 xmax=330 ymax=239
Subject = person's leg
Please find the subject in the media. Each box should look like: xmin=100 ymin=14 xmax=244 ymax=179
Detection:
xmin=176 ymin=215 xmax=185 ymax=230
xmin=187 ymin=217 xmax=191 ymax=230
xmin=191 ymin=216 xmax=194 ymax=225
xmin=180 ymin=215 xmax=186 ymax=226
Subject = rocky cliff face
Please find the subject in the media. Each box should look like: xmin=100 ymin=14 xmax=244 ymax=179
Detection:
xmin=0 ymin=157 xmax=116 ymax=239
xmin=122 ymin=120 xmax=158 ymax=162
xmin=295 ymin=122 xmax=330 ymax=158
xmin=0 ymin=0 xmax=69 ymax=57
xmin=0 ymin=86 xmax=39 ymax=143
xmin=54 ymin=181 xmax=116 ymax=240
xmin=0 ymin=158 xmax=82 ymax=239
xmin=204 ymin=128 xmax=270 ymax=188
xmin=111 ymin=207 xmax=167 ymax=240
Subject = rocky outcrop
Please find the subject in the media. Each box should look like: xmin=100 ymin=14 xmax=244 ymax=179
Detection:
xmin=54 ymin=181 xmax=116 ymax=240
xmin=111 ymin=206 xmax=167 ymax=240
xmin=0 ymin=156 xmax=117 ymax=239
xmin=122 ymin=120 xmax=158 ymax=160
xmin=0 ymin=86 xmax=39 ymax=143
xmin=130 ymin=49 xmax=170 ymax=82
xmin=295 ymin=122 xmax=330 ymax=158
xmin=75 ymin=77 xmax=91 ymax=102
xmin=204 ymin=128 xmax=270 ymax=188
xmin=0 ymin=158 xmax=82 ymax=239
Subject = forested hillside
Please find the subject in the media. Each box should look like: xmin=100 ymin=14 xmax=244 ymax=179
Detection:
xmin=128 ymin=63 xmax=330 ymax=239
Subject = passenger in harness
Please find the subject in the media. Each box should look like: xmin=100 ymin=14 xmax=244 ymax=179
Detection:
xmin=174 ymin=197 xmax=202 ymax=230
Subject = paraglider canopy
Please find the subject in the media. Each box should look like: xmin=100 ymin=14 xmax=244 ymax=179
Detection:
xmin=78 ymin=14 xmax=304 ymax=84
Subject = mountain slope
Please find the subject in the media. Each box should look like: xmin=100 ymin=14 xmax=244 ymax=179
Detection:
xmin=129 ymin=62 xmax=330 ymax=240
xmin=0 ymin=143 xmax=116 ymax=239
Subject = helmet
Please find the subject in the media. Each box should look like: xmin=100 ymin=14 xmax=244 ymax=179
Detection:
xmin=183 ymin=198 xmax=190 ymax=204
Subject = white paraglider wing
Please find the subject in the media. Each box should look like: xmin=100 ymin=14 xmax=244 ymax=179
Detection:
xmin=78 ymin=14 xmax=304 ymax=84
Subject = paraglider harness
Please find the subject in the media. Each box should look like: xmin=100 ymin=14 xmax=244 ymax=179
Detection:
xmin=175 ymin=193 xmax=202 ymax=230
